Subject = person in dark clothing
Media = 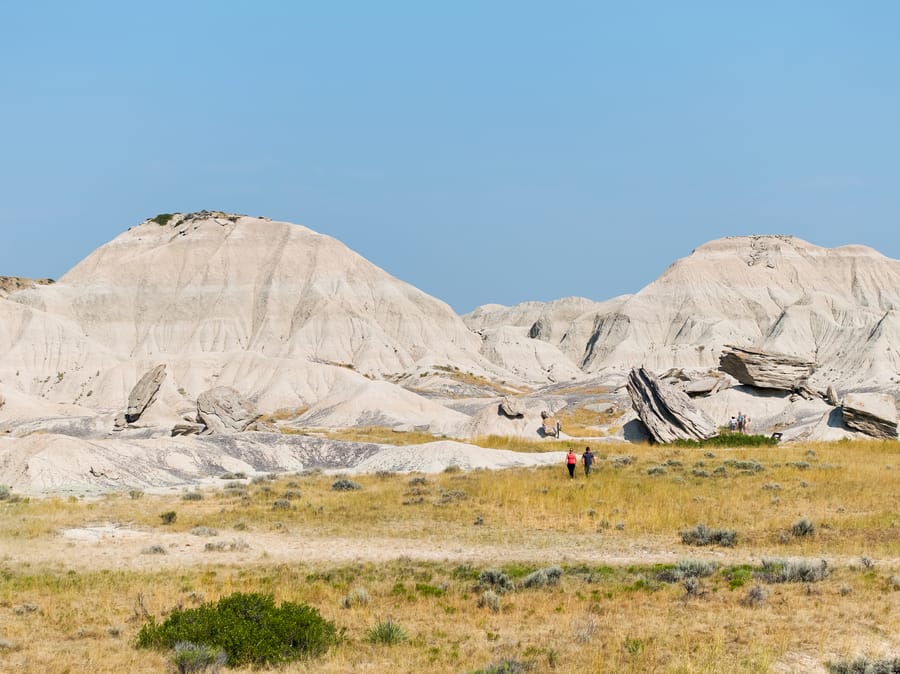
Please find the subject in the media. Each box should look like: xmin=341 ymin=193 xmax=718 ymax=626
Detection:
xmin=582 ymin=446 xmax=595 ymax=476
xmin=565 ymin=449 xmax=577 ymax=479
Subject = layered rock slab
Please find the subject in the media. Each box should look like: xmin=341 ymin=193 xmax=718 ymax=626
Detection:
xmin=841 ymin=393 xmax=899 ymax=439
xmin=626 ymin=367 xmax=718 ymax=443
xmin=718 ymin=345 xmax=815 ymax=391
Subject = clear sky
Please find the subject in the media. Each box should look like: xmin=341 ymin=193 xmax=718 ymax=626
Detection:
xmin=2 ymin=2 xmax=899 ymax=313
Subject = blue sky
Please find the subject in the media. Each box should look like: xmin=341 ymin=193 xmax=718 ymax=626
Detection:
xmin=2 ymin=2 xmax=899 ymax=313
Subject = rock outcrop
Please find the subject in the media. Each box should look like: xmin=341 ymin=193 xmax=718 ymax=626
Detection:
xmin=196 ymin=387 xmax=259 ymax=434
xmin=125 ymin=364 xmax=167 ymax=422
xmin=499 ymin=396 xmax=526 ymax=418
xmin=718 ymin=346 xmax=815 ymax=391
xmin=841 ymin=393 xmax=899 ymax=439
xmin=626 ymin=367 xmax=718 ymax=443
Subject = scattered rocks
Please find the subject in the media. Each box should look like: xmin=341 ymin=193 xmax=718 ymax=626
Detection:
xmin=841 ymin=393 xmax=899 ymax=439
xmin=718 ymin=345 xmax=815 ymax=391
xmin=626 ymin=367 xmax=718 ymax=443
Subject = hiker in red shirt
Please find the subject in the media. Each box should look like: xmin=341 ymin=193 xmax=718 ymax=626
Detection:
xmin=566 ymin=449 xmax=577 ymax=479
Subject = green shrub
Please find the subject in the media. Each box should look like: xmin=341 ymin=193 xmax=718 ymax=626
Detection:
xmin=331 ymin=479 xmax=362 ymax=491
xmin=152 ymin=213 xmax=175 ymax=226
xmin=680 ymin=523 xmax=737 ymax=547
xmin=672 ymin=434 xmax=777 ymax=448
xmin=136 ymin=592 xmax=342 ymax=666
xmin=160 ymin=511 xmax=177 ymax=525
xmin=469 ymin=659 xmax=530 ymax=674
xmin=182 ymin=491 xmax=203 ymax=501
xmin=365 ymin=618 xmax=408 ymax=645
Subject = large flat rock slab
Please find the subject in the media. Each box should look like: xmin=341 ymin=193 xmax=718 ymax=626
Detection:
xmin=719 ymin=345 xmax=815 ymax=391
xmin=626 ymin=366 xmax=718 ymax=443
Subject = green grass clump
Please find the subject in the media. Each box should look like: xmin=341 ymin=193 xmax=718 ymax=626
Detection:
xmin=136 ymin=592 xmax=342 ymax=666
xmin=671 ymin=434 xmax=778 ymax=448
xmin=365 ymin=618 xmax=408 ymax=645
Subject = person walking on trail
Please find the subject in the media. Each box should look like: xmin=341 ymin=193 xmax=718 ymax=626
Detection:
xmin=737 ymin=411 xmax=745 ymax=433
xmin=582 ymin=446 xmax=595 ymax=477
xmin=566 ymin=449 xmax=577 ymax=479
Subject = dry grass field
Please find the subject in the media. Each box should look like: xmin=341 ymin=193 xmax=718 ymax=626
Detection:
xmin=1 ymin=439 xmax=898 ymax=673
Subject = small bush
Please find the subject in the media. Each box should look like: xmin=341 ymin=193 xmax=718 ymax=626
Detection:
xmin=204 ymin=539 xmax=249 ymax=553
xmin=220 ymin=472 xmax=246 ymax=480
xmin=340 ymin=587 xmax=371 ymax=609
xmin=142 ymin=545 xmax=167 ymax=555
xmin=190 ymin=527 xmax=218 ymax=537
xmin=128 ymin=489 xmax=145 ymax=500
xmin=272 ymin=499 xmax=292 ymax=510
xmin=160 ymin=511 xmax=177 ymax=525
xmin=646 ymin=465 xmax=667 ymax=476
xmin=520 ymin=566 xmax=563 ymax=589
xmin=0 ymin=485 xmax=10 ymax=501
xmin=742 ymin=585 xmax=767 ymax=607
xmin=172 ymin=641 xmax=227 ymax=673
xmin=136 ymin=592 xmax=341 ymax=666
xmin=827 ymin=656 xmax=900 ymax=674
xmin=331 ymin=479 xmax=362 ymax=492
xmin=791 ymin=518 xmax=816 ymax=538
xmin=659 ymin=559 xmax=718 ymax=583
xmin=478 ymin=590 xmax=501 ymax=613
xmin=470 ymin=659 xmax=530 ymax=674
xmin=152 ymin=213 xmax=175 ymax=226
xmin=182 ymin=491 xmax=203 ymax=501
xmin=724 ymin=459 xmax=765 ymax=473
xmin=477 ymin=569 xmax=514 ymax=593
xmin=760 ymin=558 xmax=828 ymax=583
xmin=680 ymin=523 xmax=737 ymax=547
xmin=366 ymin=618 xmax=408 ymax=645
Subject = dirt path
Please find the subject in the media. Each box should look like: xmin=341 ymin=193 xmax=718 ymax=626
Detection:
xmin=3 ymin=524 xmax=898 ymax=573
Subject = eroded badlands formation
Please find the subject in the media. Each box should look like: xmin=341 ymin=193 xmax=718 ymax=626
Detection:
xmin=1 ymin=213 xmax=898 ymax=493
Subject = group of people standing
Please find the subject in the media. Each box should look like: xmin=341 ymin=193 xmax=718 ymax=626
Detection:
xmin=728 ymin=411 xmax=750 ymax=433
xmin=565 ymin=446 xmax=594 ymax=479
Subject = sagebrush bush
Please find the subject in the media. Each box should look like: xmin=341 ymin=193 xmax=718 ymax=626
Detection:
xmin=477 ymin=569 xmax=514 ymax=593
xmin=340 ymin=587 xmax=371 ymax=608
xmin=141 ymin=545 xmax=167 ymax=555
xmin=190 ymin=527 xmax=218 ymax=537
xmin=827 ymin=656 xmax=900 ymax=673
xmin=680 ymin=523 xmax=737 ymax=547
xmin=659 ymin=559 xmax=718 ymax=583
xmin=520 ymin=565 xmax=563 ymax=589
xmin=172 ymin=641 xmax=227 ymax=673
xmin=478 ymin=590 xmax=501 ymax=613
xmin=136 ymin=592 xmax=342 ymax=666
xmin=761 ymin=558 xmax=828 ymax=583
xmin=791 ymin=518 xmax=816 ymax=538
xmin=365 ymin=618 xmax=407 ymax=645
xmin=160 ymin=511 xmax=177 ymax=525
xmin=331 ymin=479 xmax=362 ymax=492
xmin=470 ymin=658 xmax=530 ymax=674
xmin=182 ymin=491 xmax=203 ymax=501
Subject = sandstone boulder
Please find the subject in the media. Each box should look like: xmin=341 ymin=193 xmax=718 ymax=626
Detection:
xmin=125 ymin=364 xmax=167 ymax=423
xmin=196 ymin=387 xmax=259 ymax=434
xmin=626 ymin=367 xmax=718 ymax=443
xmin=498 ymin=396 xmax=526 ymax=418
xmin=825 ymin=385 xmax=840 ymax=406
xmin=841 ymin=393 xmax=899 ymax=439
xmin=718 ymin=346 xmax=815 ymax=391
